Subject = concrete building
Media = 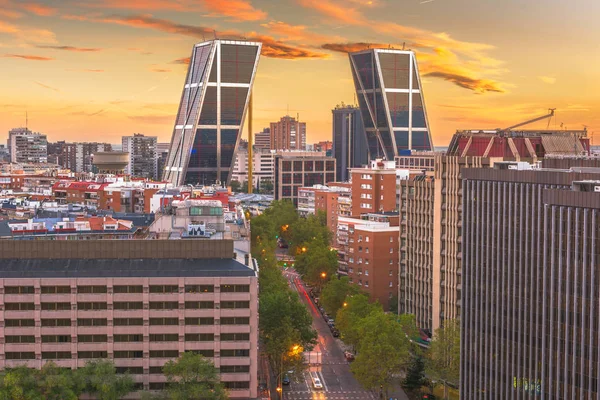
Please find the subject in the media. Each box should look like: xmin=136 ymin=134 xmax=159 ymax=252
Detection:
xmin=156 ymin=143 xmax=170 ymax=179
xmin=314 ymin=141 xmax=332 ymax=153
xmin=231 ymin=148 xmax=275 ymax=189
xmin=9 ymin=129 xmax=47 ymax=164
xmin=122 ymin=134 xmax=158 ymax=179
xmin=254 ymin=128 xmax=271 ymax=149
xmin=0 ymin=239 xmax=258 ymax=399
xmin=297 ymin=183 xmax=352 ymax=233
xmin=350 ymin=159 xmax=399 ymax=216
xmin=61 ymin=142 xmax=112 ymax=173
xmin=273 ymin=152 xmax=336 ymax=206
xmin=332 ymin=105 xmax=368 ymax=182
xmin=461 ymin=162 xmax=600 ymax=399
xmin=270 ymin=116 xmax=306 ymax=151
xmin=163 ymin=40 xmax=261 ymax=187
xmin=338 ymin=213 xmax=399 ymax=310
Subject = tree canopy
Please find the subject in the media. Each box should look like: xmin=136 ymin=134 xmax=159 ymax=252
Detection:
xmin=426 ymin=319 xmax=460 ymax=400
xmin=320 ymin=276 xmax=361 ymax=317
xmin=163 ymin=352 xmax=228 ymax=400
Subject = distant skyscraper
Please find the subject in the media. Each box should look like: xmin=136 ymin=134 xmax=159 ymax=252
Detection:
xmin=270 ymin=115 xmax=306 ymax=151
xmin=156 ymin=143 xmax=170 ymax=181
xmin=8 ymin=128 xmax=47 ymax=164
xmin=332 ymin=105 xmax=368 ymax=181
xmin=60 ymin=142 xmax=112 ymax=172
xmin=163 ymin=40 xmax=262 ymax=186
xmin=254 ymin=128 xmax=271 ymax=149
xmin=349 ymin=49 xmax=433 ymax=159
xmin=122 ymin=134 xmax=157 ymax=179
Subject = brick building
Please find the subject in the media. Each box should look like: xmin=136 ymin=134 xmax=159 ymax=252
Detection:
xmin=350 ymin=159 xmax=398 ymax=216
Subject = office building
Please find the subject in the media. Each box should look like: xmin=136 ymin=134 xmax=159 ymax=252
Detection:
xmin=297 ymin=183 xmax=352 ymax=232
xmin=349 ymin=49 xmax=434 ymax=159
xmin=231 ymin=148 xmax=275 ymax=189
xmin=273 ymin=152 xmax=335 ymax=206
xmin=61 ymin=142 xmax=112 ymax=173
xmin=122 ymin=134 xmax=158 ymax=179
xmin=0 ymin=239 xmax=258 ymax=399
xmin=254 ymin=128 xmax=271 ymax=149
xmin=333 ymin=105 xmax=368 ymax=181
xmin=270 ymin=116 xmax=306 ymax=151
xmin=163 ymin=40 xmax=262 ymax=187
xmin=9 ymin=128 xmax=47 ymax=164
xmin=461 ymin=162 xmax=600 ymax=399
xmin=156 ymin=143 xmax=170 ymax=179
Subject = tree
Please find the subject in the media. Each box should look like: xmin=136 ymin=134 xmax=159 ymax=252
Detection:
xmin=79 ymin=360 xmax=134 ymax=400
xmin=287 ymin=214 xmax=331 ymax=254
xmin=229 ymin=180 xmax=241 ymax=192
xmin=241 ymin=180 xmax=248 ymax=193
xmin=163 ymin=352 xmax=228 ymax=400
xmin=402 ymin=355 xmax=427 ymax=395
xmin=39 ymin=362 xmax=83 ymax=400
xmin=320 ymin=276 xmax=361 ymax=317
xmin=426 ymin=319 xmax=460 ymax=400
xmin=0 ymin=365 xmax=41 ymax=400
xmin=335 ymin=294 xmax=381 ymax=351
xmin=350 ymin=310 xmax=412 ymax=398
xmin=293 ymin=241 xmax=338 ymax=288
xmin=259 ymin=180 xmax=273 ymax=194
xmin=389 ymin=293 xmax=399 ymax=314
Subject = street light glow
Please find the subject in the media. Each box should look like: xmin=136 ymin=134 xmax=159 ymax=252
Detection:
xmin=321 ymin=272 xmax=326 ymax=278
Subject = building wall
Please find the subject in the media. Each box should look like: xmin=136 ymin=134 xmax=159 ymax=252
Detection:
xmin=11 ymin=133 xmax=48 ymax=164
xmin=254 ymin=128 xmax=271 ymax=149
xmin=350 ymin=167 xmax=397 ymax=216
xmin=461 ymin=168 xmax=600 ymax=399
xmin=332 ymin=106 xmax=368 ymax=182
xmin=274 ymin=154 xmax=336 ymax=207
xmin=270 ymin=116 xmax=306 ymax=151
xmin=123 ymin=135 xmax=158 ymax=180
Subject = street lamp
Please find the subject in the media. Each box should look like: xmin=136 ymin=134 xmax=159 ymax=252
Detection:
xmin=343 ymin=302 xmax=348 ymax=307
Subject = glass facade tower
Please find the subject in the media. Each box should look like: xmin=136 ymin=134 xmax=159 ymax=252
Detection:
xmin=349 ymin=49 xmax=433 ymax=160
xmin=163 ymin=40 xmax=262 ymax=186
xmin=332 ymin=105 xmax=368 ymax=181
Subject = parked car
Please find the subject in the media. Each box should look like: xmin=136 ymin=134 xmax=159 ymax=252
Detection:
xmin=282 ymin=375 xmax=290 ymax=385
xmin=344 ymin=351 xmax=355 ymax=361
xmin=331 ymin=328 xmax=340 ymax=337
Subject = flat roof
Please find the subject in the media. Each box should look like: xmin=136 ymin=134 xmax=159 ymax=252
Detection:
xmin=0 ymin=258 xmax=256 ymax=279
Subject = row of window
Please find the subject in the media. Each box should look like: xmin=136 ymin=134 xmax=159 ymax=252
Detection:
xmin=4 ymin=285 xmax=250 ymax=294
xmin=114 ymin=365 xmax=250 ymax=374
xmin=3 ymin=301 xmax=250 ymax=311
xmin=148 ymin=381 xmax=249 ymax=390
xmin=5 ymin=349 xmax=250 ymax=360
xmin=6 ymin=333 xmax=250 ymax=343
xmin=5 ymin=317 xmax=250 ymax=327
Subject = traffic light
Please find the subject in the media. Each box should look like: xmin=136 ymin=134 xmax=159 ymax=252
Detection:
xmin=275 ymin=235 xmax=279 ymax=239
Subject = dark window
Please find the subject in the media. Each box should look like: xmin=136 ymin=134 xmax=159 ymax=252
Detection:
xmin=77 ymin=286 xmax=107 ymax=294
xmin=5 ymin=286 xmax=34 ymax=294
xmin=220 ymin=44 xmax=258 ymax=84
xmin=186 ymin=350 xmax=214 ymax=357
xmin=78 ymin=335 xmax=107 ymax=343
xmin=149 ymin=366 xmax=163 ymax=374
xmin=116 ymin=367 xmax=143 ymax=374
xmin=114 ymin=351 xmax=143 ymax=359
xmin=149 ymin=285 xmax=179 ymax=294
xmin=150 ymin=318 xmax=179 ymax=326
xmin=77 ymin=318 xmax=107 ymax=327
xmin=220 ymin=365 xmax=250 ymax=373
xmin=77 ymin=302 xmax=107 ymax=311
xmin=113 ymin=285 xmax=143 ymax=293
xmin=221 ymin=88 xmax=249 ymax=126
xmin=42 ymin=335 xmax=71 ymax=343
xmin=379 ymin=53 xmax=410 ymax=89
xmin=5 ymin=303 xmax=35 ymax=311
xmin=184 ymin=333 xmax=214 ymax=341
xmin=150 ymin=350 xmax=179 ymax=358
xmin=185 ymin=317 xmax=214 ymax=325
xmin=189 ymin=128 xmax=217 ymax=168
xmin=221 ymin=317 xmax=249 ymax=325
xmin=220 ymin=285 xmax=250 ymax=293
xmin=5 ymin=352 xmax=35 ymax=360
xmin=42 ymin=351 xmax=72 ymax=360
xmin=41 ymin=286 xmax=70 ymax=294
xmin=185 ymin=301 xmax=214 ymax=309
xmin=78 ymin=351 xmax=108 ymax=359
xmin=185 ymin=285 xmax=214 ymax=293
xmin=198 ymin=86 xmax=218 ymax=126
xmin=149 ymin=334 xmax=178 ymax=342
xmin=221 ymin=349 xmax=250 ymax=357
xmin=221 ymin=128 xmax=240 ymax=169
xmin=114 ymin=334 xmax=143 ymax=342
xmin=113 ymin=318 xmax=143 ymax=326
xmin=41 ymin=302 xmax=70 ymax=311
xmin=114 ymin=302 xmax=143 ymax=310
xmin=220 ymin=301 xmax=249 ymax=309
xmin=352 ymin=52 xmax=375 ymax=90
xmin=221 ymin=333 xmax=250 ymax=341
xmin=6 ymin=335 xmax=35 ymax=343
xmin=6 ymin=319 xmax=35 ymax=327
xmin=149 ymin=302 xmax=179 ymax=310
xmin=42 ymin=319 xmax=70 ymax=327
xmin=224 ymin=381 xmax=250 ymax=389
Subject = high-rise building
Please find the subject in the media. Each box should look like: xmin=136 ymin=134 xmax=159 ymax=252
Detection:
xmin=61 ymin=142 xmax=112 ymax=172
xmin=254 ymin=128 xmax=271 ymax=149
xmin=350 ymin=159 xmax=399 ymax=216
xmin=461 ymin=162 xmax=600 ymax=399
xmin=0 ymin=239 xmax=259 ymax=399
xmin=9 ymin=128 xmax=47 ymax=164
xmin=122 ymin=134 xmax=158 ymax=179
xmin=273 ymin=152 xmax=335 ymax=206
xmin=349 ymin=49 xmax=434 ymax=159
xmin=333 ymin=105 xmax=368 ymax=181
xmin=156 ymin=143 xmax=170 ymax=180
xmin=231 ymin=147 xmax=275 ymax=189
xmin=163 ymin=40 xmax=262 ymax=187
xmin=270 ymin=116 xmax=306 ymax=151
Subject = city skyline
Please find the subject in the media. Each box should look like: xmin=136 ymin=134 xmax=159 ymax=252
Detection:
xmin=0 ymin=0 xmax=598 ymax=146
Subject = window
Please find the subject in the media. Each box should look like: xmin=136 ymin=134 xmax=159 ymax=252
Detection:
xmin=77 ymin=318 xmax=107 ymax=326
xmin=150 ymin=317 xmax=179 ymax=326
xmin=114 ymin=302 xmax=143 ymax=310
xmin=221 ymin=333 xmax=250 ymax=341
xmin=149 ymin=302 xmax=179 ymax=310
xmin=361 ymin=203 xmax=371 ymax=209
xmin=77 ymin=286 xmax=107 ymax=294
xmin=5 ymin=352 xmax=35 ymax=360
xmin=389 ymin=259 xmax=394 ymax=265
xmin=150 ymin=334 xmax=178 ymax=342
xmin=389 ymin=282 xmax=393 ymax=287
xmin=185 ymin=285 xmax=213 ymax=293
xmin=149 ymin=367 xmax=163 ymax=374
xmin=149 ymin=285 xmax=179 ymax=294
xmin=365 ymin=236 xmax=369 ymax=242
xmin=185 ymin=333 xmax=214 ymax=341
xmin=221 ymin=317 xmax=249 ymax=325
xmin=78 ymin=351 xmax=107 ymax=359
xmin=78 ymin=335 xmax=108 ymax=343
xmin=389 ymin=270 xmax=393 ymax=276
xmin=42 ymin=319 xmax=70 ymax=327
xmin=365 ymin=248 xmax=369 ymax=253
xmin=5 ymin=286 xmax=34 ymax=294
xmin=221 ymin=365 xmax=250 ymax=373
xmin=117 ymin=367 xmax=143 ymax=374
xmin=114 ymin=334 xmax=143 ymax=342
xmin=220 ymin=285 xmax=250 ymax=293
xmin=390 ymin=248 xmax=393 ymax=253
xmin=114 ymin=351 xmax=143 ymax=359
xmin=41 ymin=302 xmax=70 ymax=311
xmin=6 ymin=335 xmax=35 ymax=343
xmin=220 ymin=301 xmax=249 ymax=309
xmin=390 ymin=236 xmax=394 ymax=242
xmin=365 ymin=281 xmax=369 ymax=287
xmin=365 ymin=270 xmax=369 ymax=276
xmin=185 ymin=301 xmax=214 ymax=309
xmin=224 ymin=381 xmax=250 ymax=389
xmin=114 ymin=318 xmax=143 ymax=326
xmin=349 ymin=268 xmax=353 ymax=273
xmin=185 ymin=317 xmax=214 ymax=325
xmin=113 ymin=285 xmax=143 ymax=293
xmin=221 ymin=349 xmax=249 ymax=357
xmin=78 ymin=302 xmax=107 ymax=311
xmin=41 ymin=286 xmax=70 ymax=294
xmin=150 ymin=350 xmax=179 ymax=358
xmin=5 ymin=303 xmax=35 ymax=311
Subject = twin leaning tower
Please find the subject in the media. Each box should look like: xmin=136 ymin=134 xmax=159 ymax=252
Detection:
xmin=162 ymin=40 xmax=434 ymax=187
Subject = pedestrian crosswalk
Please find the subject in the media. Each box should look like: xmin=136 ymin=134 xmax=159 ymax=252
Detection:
xmin=285 ymin=390 xmax=376 ymax=400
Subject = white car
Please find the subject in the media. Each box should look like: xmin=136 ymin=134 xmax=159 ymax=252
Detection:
xmin=312 ymin=378 xmax=323 ymax=390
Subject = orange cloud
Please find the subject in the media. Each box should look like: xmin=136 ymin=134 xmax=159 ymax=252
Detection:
xmin=261 ymin=21 xmax=343 ymax=43
xmin=128 ymin=115 xmax=174 ymax=124
xmin=424 ymin=71 xmax=503 ymax=93
xmin=151 ymin=68 xmax=172 ymax=73
xmin=87 ymin=0 xmax=196 ymax=11
xmin=203 ymin=0 xmax=267 ymax=21
xmin=297 ymin=0 xmax=364 ymax=25
xmin=21 ymin=2 xmax=56 ymax=16
xmin=36 ymin=45 xmax=103 ymax=52
xmin=321 ymin=42 xmax=388 ymax=53
xmin=171 ymin=57 xmax=190 ymax=65
xmin=62 ymin=14 xmax=91 ymax=21
xmin=66 ymin=69 xmax=105 ymax=73
xmin=34 ymin=81 xmax=60 ymax=91
xmin=0 ymin=20 xmax=19 ymax=33
xmin=4 ymin=54 xmax=54 ymax=61
xmin=0 ymin=9 xmax=23 ymax=19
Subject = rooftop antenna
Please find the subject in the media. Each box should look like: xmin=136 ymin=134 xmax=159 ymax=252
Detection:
xmin=25 ymin=111 xmax=28 ymax=130
xmin=402 ymin=42 xmax=406 ymax=51
xmin=213 ymin=30 xmax=217 ymax=40
xmin=287 ymin=104 xmax=289 ymax=116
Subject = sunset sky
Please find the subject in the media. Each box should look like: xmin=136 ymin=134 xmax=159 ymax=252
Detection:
xmin=1 ymin=0 xmax=598 ymax=146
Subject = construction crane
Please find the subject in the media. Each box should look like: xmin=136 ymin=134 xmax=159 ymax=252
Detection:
xmin=503 ymin=108 xmax=556 ymax=131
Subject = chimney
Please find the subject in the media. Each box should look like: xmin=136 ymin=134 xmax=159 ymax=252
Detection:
xmin=244 ymin=254 xmax=249 ymax=266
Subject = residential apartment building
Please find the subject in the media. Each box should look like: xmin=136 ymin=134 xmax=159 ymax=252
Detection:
xmin=350 ymin=159 xmax=399 ymax=216
xmin=156 ymin=143 xmax=170 ymax=180
xmin=273 ymin=152 xmax=335 ymax=206
xmin=61 ymin=142 xmax=112 ymax=173
xmin=231 ymin=148 xmax=275 ymax=189
xmin=270 ymin=116 xmax=306 ymax=151
xmin=53 ymin=181 xmax=108 ymax=207
xmin=398 ymin=172 xmax=435 ymax=332
xmin=123 ymin=134 xmax=158 ymax=179
xmin=254 ymin=128 xmax=271 ymax=149
xmin=314 ymin=141 xmax=332 ymax=153
xmin=339 ymin=213 xmax=399 ymax=310
xmin=461 ymin=162 xmax=600 ymax=399
xmin=297 ymin=183 xmax=352 ymax=233
xmin=332 ymin=105 xmax=368 ymax=182
xmin=0 ymin=239 xmax=258 ymax=399
xmin=9 ymin=130 xmax=47 ymax=164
